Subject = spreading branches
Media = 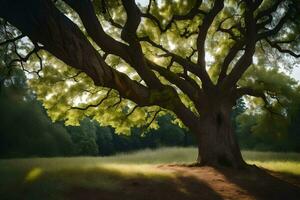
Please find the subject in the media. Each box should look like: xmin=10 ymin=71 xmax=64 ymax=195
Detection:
xmin=9 ymin=43 xmax=43 ymax=77
xmin=257 ymin=7 xmax=291 ymax=40
xmin=0 ymin=34 xmax=24 ymax=46
xmin=218 ymin=0 xmax=296 ymax=88
xmin=179 ymin=27 xmax=198 ymax=39
xmin=196 ymin=0 xmax=224 ymax=89
xmin=217 ymin=41 xmax=244 ymax=84
xmin=141 ymin=0 xmax=206 ymax=33
xmin=0 ymin=22 xmax=42 ymax=78
xmin=197 ymin=0 xmax=224 ymax=67
xmin=177 ymin=72 xmax=201 ymax=91
xmin=120 ymin=0 xmax=141 ymax=42
xmin=235 ymin=87 xmax=263 ymax=99
xmin=1 ymin=0 xmax=202 ymax=128
xmin=71 ymin=89 xmax=113 ymax=110
xmin=100 ymin=0 xmax=123 ymax=29
xmin=266 ymin=38 xmax=300 ymax=58
xmin=139 ymin=36 xmax=211 ymax=88
xmin=143 ymin=108 xmax=162 ymax=130
xmin=222 ymin=1 xmax=257 ymax=89
xmin=62 ymin=0 xmax=131 ymax=62
xmin=216 ymin=15 xmax=243 ymax=41
xmin=235 ymin=87 xmax=285 ymax=117
xmin=108 ymin=95 xmax=122 ymax=109
xmin=260 ymin=94 xmax=285 ymax=118
xmin=120 ymin=0 xmax=163 ymax=89
xmin=126 ymin=105 xmax=139 ymax=117
xmin=54 ymin=71 xmax=84 ymax=83
xmin=1 ymin=0 xmax=298 ymax=131
xmin=255 ymin=0 xmax=283 ymax=20
xmin=146 ymin=59 xmax=202 ymax=106
xmin=187 ymin=47 xmax=197 ymax=61
xmin=2 ymin=0 xmax=156 ymax=106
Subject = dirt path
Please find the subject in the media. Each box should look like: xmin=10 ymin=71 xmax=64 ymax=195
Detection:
xmin=68 ymin=165 xmax=300 ymax=200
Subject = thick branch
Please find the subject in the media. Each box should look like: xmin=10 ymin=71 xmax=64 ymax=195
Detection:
xmin=0 ymin=0 xmax=150 ymax=105
xmin=235 ymin=87 xmax=284 ymax=117
xmin=141 ymin=0 xmax=205 ymax=33
xmin=235 ymin=87 xmax=263 ymax=99
xmin=197 ymin=0 xmax=224 ymax=67
xmin=64 ymin=0 xmax=163 ymax=89
xmin=120 ymin=0 xmax=163 ymax=89
xmin=222 ymin=2 xmax=257 ymax=89
xmin=257 ymin=10 xmax=290 ymax=40
xmin=217 ymin=41 xmax=244 ymax=84
xmin=266 ymin=38 xmax=300 ymax=58
xmin=255 ymin=0 xmax=283 ymax=20
xmin=147 ymin=60 xmax=203 ymax=106
xmin=139 ymin=36 xmax=211 ymax=88
xmin=0 ymin=34 xmax=24 ymax=46
xmin=0 ymin=0 xmax=201 ymax=131
xmin=62 ymin=0 xmax=131 ymax=63
xmin=195 ymin=0 xmax=224 ymax=90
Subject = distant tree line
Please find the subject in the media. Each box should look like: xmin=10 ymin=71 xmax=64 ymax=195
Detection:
xmin=0 ymin=78 xmax=196 ymax=158
xmin=0 ymin=69 xmax=299 ymax=158
xmin=0 ymin=69 xmax=196 ymax=158
xmin=233 ymin=98 xmax=300 ymax=152
xmin=66 ymin=115 xmax=196 ymax=157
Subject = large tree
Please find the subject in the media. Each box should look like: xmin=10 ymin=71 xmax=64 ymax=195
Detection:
xmin=0 ymin=0 xmax=299 ymax=168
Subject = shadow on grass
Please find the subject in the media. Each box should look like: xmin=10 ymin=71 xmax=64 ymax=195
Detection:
xmin=215 ymin=166 xmax=300 ymax=200
xmin=1 ymin=164 xmax=224 ymax=200
xmin=1 ymin=149 xmax=300 ymax=200
xmin=66 ymin=174 xmax=224 ymax=200
xmin=2 ymin=163 xmax=300 ymax=200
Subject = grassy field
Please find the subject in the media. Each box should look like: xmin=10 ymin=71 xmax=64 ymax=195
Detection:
xmin=0 ymin=147 xmax=300 ymax=200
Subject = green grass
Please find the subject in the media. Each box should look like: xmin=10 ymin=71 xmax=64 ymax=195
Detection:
xmin=243 ymin=150 xmax=300 ymax=176
xmin=0 ymin=147 xmax=300 ymax=200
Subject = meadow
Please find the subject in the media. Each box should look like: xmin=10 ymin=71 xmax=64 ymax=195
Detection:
xmin=1 ymin=147 xmax=300 ymax=200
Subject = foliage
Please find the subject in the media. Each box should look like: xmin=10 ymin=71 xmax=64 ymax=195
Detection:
xmin=0 ymin=68 xmax=196 ymax=157
xmin=0 ymin=0 xmax=298 ymax=134
xmin=235 ymin=70 xmax=300 ymax=151
xmin=66 ymin=118 xmax=99 ymax=156
xmin=0 ymin=69 xmax=74 ymax=158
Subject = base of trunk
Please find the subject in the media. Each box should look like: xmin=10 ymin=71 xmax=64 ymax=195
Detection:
xmin=195 ymin=106 xmax=246 ymax=169
xmin=197 ymin=148 xmax=247 ymax=169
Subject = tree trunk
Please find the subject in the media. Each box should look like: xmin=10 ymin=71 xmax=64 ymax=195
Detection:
xmin=194 ymin=103 xmax=247 ymax=169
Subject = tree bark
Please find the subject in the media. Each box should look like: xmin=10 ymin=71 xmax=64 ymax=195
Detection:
xmin=194 ymin=102 xmax=246 ymax=168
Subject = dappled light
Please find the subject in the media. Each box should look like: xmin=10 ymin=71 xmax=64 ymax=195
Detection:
xmin=92 ymin=164 xmax=174 ymax=179
xmin=1 ymin=148 xmax=300 ymax=199
xmin=25 ymin=167 xmax=43 ymax=182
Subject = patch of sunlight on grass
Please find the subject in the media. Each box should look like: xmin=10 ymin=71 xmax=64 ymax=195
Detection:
xmin=105 ymin=147 xmax=197 ymax=164
xmin=1 ymin=148 xmax=300 ymax=200
xmin=242 ymin=151 xmax=300 ymax=162
xmin=95 ymin=164 xmax=174 ymax=179
xmin=43 ymin=163 xmax=175 ymax=191
xmin=242 ymin=151 xmax=300 ymax=176
xmin=25 ymin=167 xmax=43 ymax=182
xmin=247 ymin=161 xmax=300 ymax=176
